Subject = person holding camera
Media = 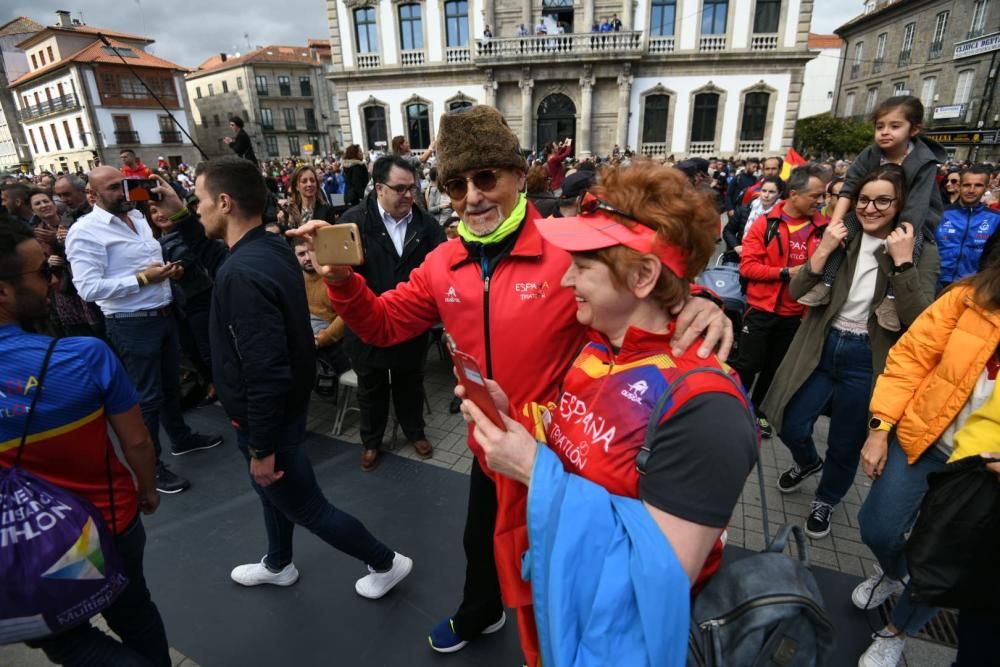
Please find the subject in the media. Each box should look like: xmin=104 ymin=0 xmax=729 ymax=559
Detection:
xmin=66 ymin=166 xmax=223 ymax=495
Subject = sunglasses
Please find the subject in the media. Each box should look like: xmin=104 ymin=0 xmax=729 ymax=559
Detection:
xmin=579 ymin=192 xmax=641 ymax=224
xmin=444 ymin=169 xmax=502 ymax=201
xmin=947 ymin=179 xmax=960 ymax=184
xmin=856 ymin=195 xmax=896 ymax=212
xmin=378 ymin=183 xmax=417 ymax=196
xmin=1 ymin=261 xmax=53 ymax=282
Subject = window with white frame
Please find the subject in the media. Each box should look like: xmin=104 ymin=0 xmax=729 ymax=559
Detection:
xmin=865 ymin=87 xmax=879 ymax=114
xmin=362 ymin=105 xmax=388 ymax=150
xmin=853 ymin=41 xmax=864 ymax=65
xmin=753 ymin=0 xmax=780 ymax=33
xmin=355 ymin=7 xmax=378 ymax=53
xmin=900 ymin=22 xmax=914 ymax=63
xmin=405 ymin=102 xmax=431 ymax=150
xmin=740 ymin=91 xmax=770 ymax=141
xmin=931 ymin=12 xmax=949 ymax=55
xmin=893 ymin=81 xmax=907 ymax=95
xmin=875 ymin=33 xmax=887 ymax=62
xmin=642 ymin=94 xmax=669 ymax=144
xmin=971 ymin=0 xmax=990 ymax=36
xmin=954 ymin=70 xmax=975 ymax=105
xmin=691 ymin=92 xmax=720 ymax=142
xmin=702 ymin=0 xmax=728 ymax=35
xmin=920 ymin=76 xmax=937 ymax=111
xmin=445 ymin=1 xmax=469 ymax=47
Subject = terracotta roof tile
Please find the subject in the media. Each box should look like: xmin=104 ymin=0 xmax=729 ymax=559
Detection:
xmin=808 ymin=33 xmax=843 ymax=49
xmin=187 ymin=44 xmax=319 ymax=79
xmin=10 ymin=37 xmax=187 ymax=87
xmin=16 ymin=23 xmax=152 ymax=49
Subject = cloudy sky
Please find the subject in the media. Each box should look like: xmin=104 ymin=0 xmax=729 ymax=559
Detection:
xmin=11 ymin=1 xmax=860 ymax=68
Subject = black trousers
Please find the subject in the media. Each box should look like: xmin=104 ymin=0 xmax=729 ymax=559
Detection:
xmin=452 ymin=457 xmax=505 ymax=639
xmin=731 ymin=308 xmax=802 ymax=414
xmin=355 ymin=362 xmax=427 ymax=450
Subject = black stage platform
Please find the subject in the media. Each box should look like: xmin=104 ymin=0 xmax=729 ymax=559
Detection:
xmin=142 ymin=406 xmax=874 ymax=666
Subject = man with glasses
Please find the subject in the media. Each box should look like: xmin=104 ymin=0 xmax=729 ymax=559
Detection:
xmin=290 ymin=105 xmax=733 ymax=664
xmin=935 ymin=164 xmax=1000 ymax=291
xmin=336 ymin=155 xmax=446 ymax=471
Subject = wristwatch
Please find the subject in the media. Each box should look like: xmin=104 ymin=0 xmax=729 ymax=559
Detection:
xmin=780 ymin=267 xmax=790 ymax=281
xmin=869 ymin=417 xmax=893 ymax=432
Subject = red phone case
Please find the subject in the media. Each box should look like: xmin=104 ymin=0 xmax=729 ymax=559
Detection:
xmin=450 ymin=349 xmax=506 ymax=430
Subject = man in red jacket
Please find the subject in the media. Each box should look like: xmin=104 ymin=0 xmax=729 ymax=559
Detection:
xmin=290 ymin=106 xmax=732 ymax=666
xmin=733 ymin=165 xmax=827 ymax=437
xmin=120 ymin=149 xmax=153 ymax=178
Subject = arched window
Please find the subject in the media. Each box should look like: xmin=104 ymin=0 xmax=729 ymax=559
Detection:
xmin=691 ymin=93 xmax=719 ymax=143
xmin=406 ymin=102 xmax=431 ymax=150
xmin=445 ymin=1 xmax=469 ymax=47
xmin=740 ymin=91 xmax=769 ymax=141
xmin=398 ymin=4 xmax=423 ymax=51
xmin=651 ymin=0 xmax=677 ymax=36
xmin=354 ymin=7 xmax=378 ymax=53
xmin=642 ymin=94 xmax=669 ymax=143
xmin=362 ymin=104 xmax=388 ymax=150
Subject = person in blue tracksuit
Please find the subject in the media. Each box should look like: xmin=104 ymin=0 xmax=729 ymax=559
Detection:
xmin=935 ymin=164 xmax=1000 ymax=291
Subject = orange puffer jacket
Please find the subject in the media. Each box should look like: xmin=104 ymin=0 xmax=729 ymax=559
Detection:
xmin=870 ymin=284 xmax=1000 ymax=463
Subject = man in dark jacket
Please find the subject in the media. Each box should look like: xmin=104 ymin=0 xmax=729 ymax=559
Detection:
xmin=338 ymin=155 xmax=447 ymax=471
xmin=223 ymin=116 xmax=258 ymax=166
xmin=152 ymin=156 xmax=412 ymax=598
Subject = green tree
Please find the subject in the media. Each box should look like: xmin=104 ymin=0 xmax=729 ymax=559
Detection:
xmin=795 ymin=113 xmax=873 ymax=159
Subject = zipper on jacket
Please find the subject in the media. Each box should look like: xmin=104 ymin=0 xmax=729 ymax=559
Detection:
xmin=228 ymin=324 xmax=242 ymax=361
xmin=954 ymin=208 xmax=973 ymax=282
xmin=481 ymin=256 xmax=494 ymax=377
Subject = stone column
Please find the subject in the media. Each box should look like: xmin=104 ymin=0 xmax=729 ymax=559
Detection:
xmin=583 ymin=0 xmax=595 ymax=31
xmin=621 ymin=0 xmax=633 ymax=30
xmin=484 ymin=69 xmax=498 ymax=107
xmin=484 ymin=1 xmax=496 ymax=36
xmin=522 ymin=0 xmax=532 ymax=27
xmin=579 ymin=67 xmax=594 ymax=155
xmin=616 ymin=64 xmax=633 ymax=150
xmin=519 ymin=71 xmax=534 ymax=151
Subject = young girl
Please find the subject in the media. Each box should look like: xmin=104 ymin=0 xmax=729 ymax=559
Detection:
xmin=799 ymin=96 xmax=946 ymax=330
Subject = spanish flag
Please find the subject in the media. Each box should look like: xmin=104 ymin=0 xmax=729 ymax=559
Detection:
xmin=780 ymin=148 xmax=808 ymax=180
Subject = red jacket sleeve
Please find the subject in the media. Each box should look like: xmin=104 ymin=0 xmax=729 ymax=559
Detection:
xmin=740 ymin=215 xmax=783 ymax=282
xmin=325 ymin=261 xmax=442 ymax=347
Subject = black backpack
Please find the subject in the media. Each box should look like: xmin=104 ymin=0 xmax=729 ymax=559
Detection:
xmin=637 ymin=368 xmax=835 ymax=667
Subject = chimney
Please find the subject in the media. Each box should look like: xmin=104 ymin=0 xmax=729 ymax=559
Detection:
xmin=55 ymin=10 xmax=72 ymax=28
xmin=220 ymin=53 xmax=228 ymax=62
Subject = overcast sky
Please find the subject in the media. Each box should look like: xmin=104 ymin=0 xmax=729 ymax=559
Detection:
xmin=10 ymin=1 xmax=860 ymax=68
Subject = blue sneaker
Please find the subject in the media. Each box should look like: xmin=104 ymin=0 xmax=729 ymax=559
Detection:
xmin=428 ymin=612 xmax=506 ymax=653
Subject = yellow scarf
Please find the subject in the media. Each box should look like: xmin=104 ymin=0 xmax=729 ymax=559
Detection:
xmin=457 ymin=194 xmax=527 ymax=245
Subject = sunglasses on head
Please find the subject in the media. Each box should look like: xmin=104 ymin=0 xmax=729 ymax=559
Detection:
xmin=578 ymin=192 xmax=641 ymax=224
xmin=444 ymin=169 xmax=501 ymax=201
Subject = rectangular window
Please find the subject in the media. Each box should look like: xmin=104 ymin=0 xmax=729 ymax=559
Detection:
xmin=875 ymin=33 xmax=887 ymax=61
xmin=47 ymin=46 xmax=54 ymax=62
xmin=28 ymin=128 xmax=37 ymax=153
xmin=299 ymin=76 xmax=312 ymax=96
xmin=355 ymin=7 xmax=378 ymax=53
xmin=213 ymin=114 xmax=221 ymax=127
xmin=650 ymin=0 xmax=677 ymax=36
xmin=222 ymin=80 xmax=229 ymax=93
xmin=642 ymin=95 xmax=669 ymax=143
xmin=740 ymin=92 xmax=770 ymax=141
xmin=237 ymin=76 xmax=244 ymax=90
xmin=930 ymin=12 xmax=949 ymax=58
xmin=405 ymin=103 xmax=431 ymax=149
xmin=445 ymin=1 xmax=469 ymax=47
xmin=865 ymin=87 xmax=879 ymax=114
xmin=278 ymin=76 xmax=291 ymax=96
xmin=853 ymin=41 xmax=864 ymax=65
xmin=899 ymin=22 xmax=914 ymax=65
xmin=304 ymin=107 xmax=317 ymax=131
xmin=39 ymin=127 xmax=49 ymax=152
xmin=753 ymin=0 xmax=780 ymax=33
xmin=363 ymin=105 xmax=388 ymax=150
xmin=920 ymin=77 xmax=937 ymax=112
xmin=31 ymin=54 xmax=37 ymax=68
xmin=971 ymin=0 xmax=990 ymax=36
xmin=893 ymin=81 xmax=907 ymax=95
xmin=702 ymin=0 xmax=728 ymax=35
xmin=255 ymin=75 xmax=269 ymax=95
xmin=265 ymin=135 xmax=279 ymax=157
xmin=399 ymin=3 xmax=424 ymax=50
xmin=208 ymin=84 xmax=215 ymax=96
xmin=288 ymin=135 xmax=301 ymax=156
xmin=954 ymin=70 xmax=975 ymax=105
xmin=50 ymin=123 xmax=61 ymax=150
xmin=691 ymin=92 xmax=719 ymax=143
xmin=63 ymin=120 xmax=74 ymax=148
xmin=39 ymin=50 xmax=45 ymax=66
xmin=77 ymin=117 xmax=88 ymax=146
xmin=261 ymin=108 xmax=273 ymax=129
xmin=844 ymin=92 xmax=856 ymax=116
xmin=57 ymin=82 xmax=65 ymax=98
xmin=283 ymin=108 xmax=297 ymax=130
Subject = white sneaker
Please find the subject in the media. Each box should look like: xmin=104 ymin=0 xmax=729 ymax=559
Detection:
xmin=230 ymin=558 xmax=299 ymax=587
xmin=858 ymin=631 xmax=905 ymax=667
xmin=851 ymin=563 xmax=905 ymax=610
xmin=355 ymin=552 xmax=413 ymax=599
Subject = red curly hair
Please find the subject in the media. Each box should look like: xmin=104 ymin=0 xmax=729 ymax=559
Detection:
xmin=587 ymin=160 xmax=717 ymax=312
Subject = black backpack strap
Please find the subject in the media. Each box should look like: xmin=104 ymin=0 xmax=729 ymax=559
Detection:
xmin=13 ymin=339 xmax=59 ymax=468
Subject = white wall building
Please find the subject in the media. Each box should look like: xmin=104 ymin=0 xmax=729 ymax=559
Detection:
xmin=798 ymin=33 xmax=843 ymax=118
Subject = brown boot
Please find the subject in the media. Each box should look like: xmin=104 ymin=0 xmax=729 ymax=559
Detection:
xmin=411 ymin=439 xmax=433 ymax=459
xmin=361 ymin=448 xmax=380 ymax=472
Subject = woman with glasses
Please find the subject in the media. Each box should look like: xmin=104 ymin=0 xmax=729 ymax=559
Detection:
xmin=822 ymin=176 xmax=844 ymax=220
xmin=458 ymin=162 xmax=758 ymax=666
xmin=942 ymin=168 xmax=961 ymax=207
xmin=762 ymin=164 xmax=939 ymax=540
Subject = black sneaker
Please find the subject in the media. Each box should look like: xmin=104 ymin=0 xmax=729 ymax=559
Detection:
xmin=777 ymin=459 xmax=824 ymax=493
xmin=805 ymin=500 xmax=834 ymax=538
xmin=757 ymin=417 xmax=773 ymax=439
xmin=171 ymin=432 xmax=223 ymax=456
xmin=156 ymin=462 xmax=191 ymax=494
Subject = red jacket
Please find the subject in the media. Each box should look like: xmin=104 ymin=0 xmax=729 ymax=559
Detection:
xmin=121 ymin=162 xmax=152 ymax=178
xmin=740 ymin=201 xmax=827 ymax=314
xmin=546 ymin=144 xmax=572 ymax=190
xmin=327 ymin=203 xmax=585 ymax=665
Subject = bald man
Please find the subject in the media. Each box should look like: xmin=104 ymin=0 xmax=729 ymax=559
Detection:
xmin=66 ymin=166 xmax=223 ymax=494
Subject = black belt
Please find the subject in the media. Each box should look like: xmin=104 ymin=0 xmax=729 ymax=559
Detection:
xmin=105 ymin=306 xmax=173 ymax=320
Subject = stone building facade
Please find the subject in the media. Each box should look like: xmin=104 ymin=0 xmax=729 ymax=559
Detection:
xmin=323 ymin=0 xmax=818 ymax=159
xmin=832 ymin=0 xmax=999 ymax=161
xmin=186 ymin=44 xmax=341 ymax=161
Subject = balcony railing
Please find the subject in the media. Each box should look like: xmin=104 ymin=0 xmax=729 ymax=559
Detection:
xmin=160 ymin=131 xmax=182 ymax=143
xmin=737 ymin=140 xmax=765 ymax=155
xmin=872 ymin=57 xmax=884 ymax=73
xmin=356 ymin=53 xmax=381 ymax=70
xmin=114 ymin=130 xmax=140 ymax=144
xmin=750 ymin=33 xmax=778 ymax=50
xmin=473 ymin=32 xmax=642 ymax=60
xmin=898 ymin=50 xmax=911 ymax=67
xmin=401 ymin=49 xmax=426 ymax=66
xmin=446 ymin=46 xmax=471 ymax=63
xmin=688 ymin=141 xmax=715 ymax=155
xmin=929 ymin=41 xmax=943 ymax=59
xmin=18 ymin=94 xmax=79 ymax=122
xmin=647 ymin=36 xmax=675 ymax=54
xmin=305 ymin=121 xmax=318 ymax=131
xmin=639 ymin=142 xmax=669 ymax=157
xmin=699 ymin=35 xmax=727 ymax=52
xmin=850 ymin=63 xmax=860 ymax=79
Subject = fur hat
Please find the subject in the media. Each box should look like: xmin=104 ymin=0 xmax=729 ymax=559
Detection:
xmin=436 ymin=106 xmax=527 ymax=185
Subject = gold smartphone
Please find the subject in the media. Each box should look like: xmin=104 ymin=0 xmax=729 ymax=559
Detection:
xmin=315 ymin=223 xmax=365 ymax=266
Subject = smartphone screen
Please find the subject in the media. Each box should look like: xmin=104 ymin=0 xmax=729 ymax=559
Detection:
xmin=123 ymin=178 xmax=162 ymax=202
